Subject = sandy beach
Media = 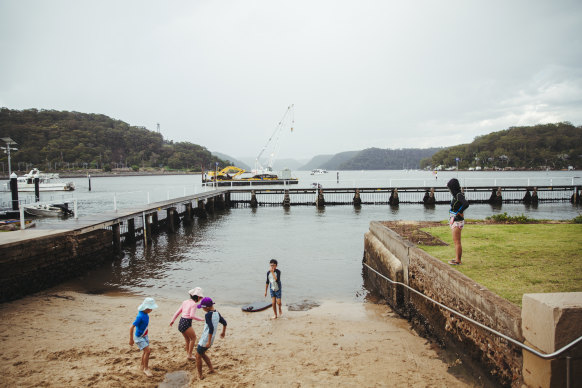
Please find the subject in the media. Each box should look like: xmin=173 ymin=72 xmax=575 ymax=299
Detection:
xmin=0 ymin=291 xmax=488 ymax=387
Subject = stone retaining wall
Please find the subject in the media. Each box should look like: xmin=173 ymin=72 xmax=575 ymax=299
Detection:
xmin=363 ymin=221 xmax=523 ymax=387
xmin=0 ymin=229 xmax=114 ymax=302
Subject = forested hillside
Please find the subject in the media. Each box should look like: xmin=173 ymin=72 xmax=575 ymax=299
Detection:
xmin=321 ymin=151 xmax=360 ymax=170
xmin=300 ymin=148 xmax=440 ymax=170
xmin=424 ymin=122 xmax=582 ymax=170
xmin=341 ymin=148 xmax=441 ymax=170
xmin=299 ymin=154 xmax=334 ymax=170
xmin=0 ymin=108 xmax=228 ymax=171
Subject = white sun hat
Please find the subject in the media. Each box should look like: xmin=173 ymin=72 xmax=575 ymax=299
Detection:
xmin=138 ymin=297 xmax=159 ymax=311
xmin=188 ymin=287 xmax=204 ymax=297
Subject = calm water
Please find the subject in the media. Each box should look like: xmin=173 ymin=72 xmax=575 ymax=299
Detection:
xmin=3 ymin=170 xmax=581 ymax=305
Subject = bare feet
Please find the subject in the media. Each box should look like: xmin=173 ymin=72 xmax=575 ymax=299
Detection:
xmin=271 ymin=315 xmax=278 ymax=319
xmin=187 ymin=356 xmax=195 ymax=361
xmin=143 ymin=368 xmax=153 ymax=377
xmin=198 ymin=374 xmax=204 ymax=380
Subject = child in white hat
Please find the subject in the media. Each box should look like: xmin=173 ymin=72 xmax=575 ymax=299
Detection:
xmin=170 ymin=287 xmax=204 ymax=360
xmin=129 ymin=297 xmax=158 ymax=377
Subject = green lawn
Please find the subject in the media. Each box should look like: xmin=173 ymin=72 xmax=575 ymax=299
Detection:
xmin=420 ymin=224 xmax=582 ymax=306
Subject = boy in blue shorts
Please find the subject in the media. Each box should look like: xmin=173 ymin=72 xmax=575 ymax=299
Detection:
xmin=264 ymin=259 xmax=282 ymax=319
xmin=196 ymin=297 xmax=227 ymax=380
xmin=129 ymin=297 xmax=158 ymax=377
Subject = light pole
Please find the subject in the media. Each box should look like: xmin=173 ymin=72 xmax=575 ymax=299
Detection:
xmin=1 ymin=137 xmax=18 ymax=177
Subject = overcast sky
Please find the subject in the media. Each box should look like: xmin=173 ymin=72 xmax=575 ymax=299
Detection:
xmin=1 ymin=1 xmax=581 ymax=161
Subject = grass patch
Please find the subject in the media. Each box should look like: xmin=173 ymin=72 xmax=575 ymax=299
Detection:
xmin=420 ymin=224 xmax=582 ymax=306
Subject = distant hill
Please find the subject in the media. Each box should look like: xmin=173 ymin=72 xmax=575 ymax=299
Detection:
xmin=425 ymin=122 xmax=582 ymax=170
xmin=299 ymin=154 xmax=335 ymax=170
xmin=212 ymin=152 xmax=251 ymax=170
xmin=234 ymin=156 xmax=308 ymax=171
xmin=300 ymin=148 xmax=440 ymax=170
xmin=321 ymin=151 xmax=360 ymax=170
xmin=272 ymin=158 xmax=309 ymax=171
xmin=341 ymin=148 xmax=442 ymax=170
xmin=0 ymin=108 xmax=228 ymax=171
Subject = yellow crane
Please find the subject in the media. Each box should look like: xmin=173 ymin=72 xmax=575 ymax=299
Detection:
xmin=206 ymin=166 xmax=246 ymax=181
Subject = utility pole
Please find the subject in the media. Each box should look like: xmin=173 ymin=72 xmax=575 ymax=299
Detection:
xmin=1 ymin=137 xmax=18 ymax=177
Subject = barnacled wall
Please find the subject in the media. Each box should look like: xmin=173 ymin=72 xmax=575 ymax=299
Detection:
xmin=363 ymin=221 xmax=523 ymax=387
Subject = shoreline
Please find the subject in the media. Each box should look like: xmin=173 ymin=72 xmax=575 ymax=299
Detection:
xmin=0 ymin=290 xmax=493 ymax=387
xmin=1 ymin=167 xmax=580 ymax=180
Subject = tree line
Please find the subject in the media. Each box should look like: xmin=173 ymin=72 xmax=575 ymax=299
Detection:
xmin=422 ymin=122 xmax=582 ymax=170
xmin=0 ymin=108 xmax=229 ymax=172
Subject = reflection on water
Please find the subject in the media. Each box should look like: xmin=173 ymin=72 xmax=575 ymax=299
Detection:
xmin=28 ymin=172 xmax=578 ymax=304
xmin=60 ymin=201 xmax=580 ymax=306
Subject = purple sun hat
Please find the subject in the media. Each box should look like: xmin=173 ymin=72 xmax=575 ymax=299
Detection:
xmin=197 ymin=297 xmax=215 ymax=309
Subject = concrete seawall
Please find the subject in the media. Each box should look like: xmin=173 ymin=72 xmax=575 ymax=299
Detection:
xmin=0 ymin=229 xmax=114 ymax=302
xmin=363 ymin=221 xmax=523 ymax=387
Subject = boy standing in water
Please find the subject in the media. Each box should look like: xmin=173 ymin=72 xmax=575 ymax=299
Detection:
xmin=195 ymin=297 xmax=227 ymax=380
xmin=129 ymin=297 xmax=158 ymax=377
xmin=264 ymin=259 xmax=282 ymax=319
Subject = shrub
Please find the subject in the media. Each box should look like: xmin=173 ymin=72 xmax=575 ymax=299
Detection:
xmin=486 ymin=212 xmax=533 ymax=223
xmin=573 ymin=214 xmax=582 ymax=224
xmin=131 ymin=165 xmax=140 ymax=172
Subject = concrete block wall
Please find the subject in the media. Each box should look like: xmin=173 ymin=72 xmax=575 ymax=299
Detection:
xmin=363 ymin=221 xmax=523 ymax=387
xmin=0 ymin=229 xmax=114 ymax=302
xmin=363 ymin=231 xmax=404 ymax=309
xmin=522 ymin=293 xmax=582 ymax=388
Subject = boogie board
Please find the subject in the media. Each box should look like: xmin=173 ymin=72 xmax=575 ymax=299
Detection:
xmin=241 ymin=301 xmax=272 ymax=312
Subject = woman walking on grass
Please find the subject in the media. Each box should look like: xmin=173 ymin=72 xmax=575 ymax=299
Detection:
xmin=447 ymin=178 xmax=469 ymax=265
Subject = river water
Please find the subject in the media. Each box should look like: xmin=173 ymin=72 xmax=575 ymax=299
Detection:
xmin=3 ymin=170 xmax=581 ymax=306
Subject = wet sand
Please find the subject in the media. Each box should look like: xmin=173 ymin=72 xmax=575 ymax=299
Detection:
xmin=0 ymin=291 xmax=486 ymax=387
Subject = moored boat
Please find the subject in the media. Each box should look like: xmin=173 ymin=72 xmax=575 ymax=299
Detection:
xmin=23 ymin=203 xmax=73 ymax=217
xmin=13 ymin=168 xmax=75 ymax=192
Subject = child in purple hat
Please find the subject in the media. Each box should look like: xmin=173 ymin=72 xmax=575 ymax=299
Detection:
xmin=195 ymin=297 xmax=227 ymax=380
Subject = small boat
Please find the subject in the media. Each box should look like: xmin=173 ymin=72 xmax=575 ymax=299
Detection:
xmin=14 ymin=168 xmax=75 ymax=192
xmin=310 ymin=169 xmax=328 ymax=175
xmin=23 ymin=203 xmax=73 ymax=217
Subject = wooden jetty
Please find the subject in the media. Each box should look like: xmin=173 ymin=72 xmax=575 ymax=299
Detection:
xmin=0 ymin=189 xmax=230 ymax=302
xmin=228 ymin=185 xmax=581 ymax=207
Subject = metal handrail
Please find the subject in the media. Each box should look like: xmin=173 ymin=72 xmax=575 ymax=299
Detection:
xmin=363 ymin=262 xmax=582 ymax=359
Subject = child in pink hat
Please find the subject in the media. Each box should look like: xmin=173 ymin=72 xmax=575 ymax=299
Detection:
xmin=170 ymin=287 xmax=204 ymax=360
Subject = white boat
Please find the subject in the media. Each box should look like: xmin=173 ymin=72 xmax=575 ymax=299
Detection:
xmin=310 ymin=169 xmax=328 ymax=175
xmin=15 ymin=168 xmax=75 ymax=192
xmin=23 ymin=203 xmax=70 ymax=217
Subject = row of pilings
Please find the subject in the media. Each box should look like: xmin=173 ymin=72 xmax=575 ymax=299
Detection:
xmin=113 ymin=192 xmax=231 ymax=249
xmin=240 ymin=186 xmax=581 ymax=208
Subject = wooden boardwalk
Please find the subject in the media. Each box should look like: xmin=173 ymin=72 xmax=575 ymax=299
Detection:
xmin=228 ymin=185 xmax=580 ymax=206
xmin=0 ymin=189 xmax=228 ymax=246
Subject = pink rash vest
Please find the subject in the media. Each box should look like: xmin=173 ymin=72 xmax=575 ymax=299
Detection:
xmin=170 ymin=299 xmax=204 ymax=324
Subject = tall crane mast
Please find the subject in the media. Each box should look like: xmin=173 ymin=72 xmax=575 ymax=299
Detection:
xmin=254 ymin=104 xmax=295 ymax=173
